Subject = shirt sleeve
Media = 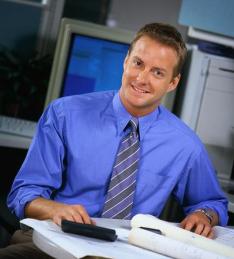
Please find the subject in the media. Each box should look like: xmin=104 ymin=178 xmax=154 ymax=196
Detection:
xmin=7 ymin=101 xmax=66 ymax=219
xmin=173 ymin=145 xmax=229 ymax=226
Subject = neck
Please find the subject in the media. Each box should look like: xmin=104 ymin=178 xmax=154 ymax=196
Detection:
xmin=126 ymin=106 xmax=159 ymax=117
xmin=120 ymin=99 xmax=159 ymax=118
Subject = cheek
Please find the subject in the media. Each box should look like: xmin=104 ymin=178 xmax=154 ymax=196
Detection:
xmin=121 ymin=73 xmax=127 ymax=86
xmin=151 ymin=79 xmax=170 ymax=92
xmin=122 ymin=69 xmax=132 ymax=85
xmin=124 ymin=65 xmax=138 ymax=78
xmin=123 ymin=67 xmax=131 ymax=78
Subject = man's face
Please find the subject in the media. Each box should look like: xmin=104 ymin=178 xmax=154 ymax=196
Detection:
xmin=119 ymin=36 xmax=180 ymax=116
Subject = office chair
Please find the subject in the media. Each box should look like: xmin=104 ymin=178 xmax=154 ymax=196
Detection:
xmin=0 ymin=147 xmax=26 ymax=247
xmin=159 ymin=195 xmax=185 ymax=222
xmin=0 ymin=195 xmax=20 ymax=248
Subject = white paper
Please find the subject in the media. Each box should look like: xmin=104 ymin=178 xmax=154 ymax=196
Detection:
xmin=20 ymin=218 xmax=170 ymax=259
xmin=131 ymin=214 xmax=234 ymax=259
xmin=214 ymin=226 xmax=234 ymax=248
xmin=21 ymin=216 xmax=234 ymax=259
xmin=129 ymin=227 xmax=229 ymax=259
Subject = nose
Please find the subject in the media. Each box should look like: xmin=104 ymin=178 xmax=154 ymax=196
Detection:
xmin=136 ymin=69 xmax=149 ymax=84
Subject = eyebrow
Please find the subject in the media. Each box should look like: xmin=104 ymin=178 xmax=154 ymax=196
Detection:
xmin=153 ymin=67 xmax=167 ymax=73
xmin=132 ymin=56 xmax=168 ymax=74
xmin=132 ymin=56 xmax=142 ymax=61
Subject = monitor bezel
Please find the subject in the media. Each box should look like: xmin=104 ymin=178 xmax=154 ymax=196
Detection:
xmin=44 ymin=18 xmax=135 ymax=108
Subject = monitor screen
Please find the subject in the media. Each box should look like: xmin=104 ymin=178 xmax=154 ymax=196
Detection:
xmin=62 ymin=34 xmax=129 ymax=96
xmin=44 ymin=18 xmax=135 ymax=108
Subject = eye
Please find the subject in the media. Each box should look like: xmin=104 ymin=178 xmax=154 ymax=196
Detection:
xmin=132 ymin=58 xmax=142 ymax=67
xmin=153 ymin=69 xmax=165 ymax=78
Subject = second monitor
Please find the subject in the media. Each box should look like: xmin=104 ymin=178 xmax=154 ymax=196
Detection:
xmin=44 ymin=18 xmax=134 ymax=108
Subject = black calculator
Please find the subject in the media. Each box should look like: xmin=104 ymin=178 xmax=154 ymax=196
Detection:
xmin=61 ymin=220 xmax=118 ymax=242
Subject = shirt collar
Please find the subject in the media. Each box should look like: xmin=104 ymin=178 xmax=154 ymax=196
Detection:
xmin=113 ymin=92 xmax=160 ymax=140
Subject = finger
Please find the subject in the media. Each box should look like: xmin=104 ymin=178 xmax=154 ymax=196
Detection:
xmin=53 ymin=214 xmax=74 ymax=226
xmin=200 ymin=224 xmax=211 ymax=237
xmin=53 ymin=215 xmax=61 ymax=225
xmin=182 ymin=221 xmax=194 ymax=231
xmin=72 ymin=211 xmax=95 ymax=225
xmin=74 ymin=205 xmax=92 ymax=224
xmin=194 ymin=223 xmax=205 ymax=235
xmin=71 ymin=212 xmax=83 ymax=224
xmin=91 ymin=218 xmax=96 ymax=225
xmin=207 ymin=229 xmax=215 ymax=239
xmin=179 ymin=219 xmax=186 ymax=228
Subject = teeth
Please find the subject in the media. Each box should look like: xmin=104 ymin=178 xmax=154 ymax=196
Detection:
xmin=133 ymin=86 xmax=147 ymax=93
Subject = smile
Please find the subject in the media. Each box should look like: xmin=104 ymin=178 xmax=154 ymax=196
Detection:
xmin=132 ymin=85 xmax=149 ymax=94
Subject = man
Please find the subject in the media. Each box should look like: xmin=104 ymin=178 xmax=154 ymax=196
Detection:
xmin=2 ymin=22 xmax=228 ymax=258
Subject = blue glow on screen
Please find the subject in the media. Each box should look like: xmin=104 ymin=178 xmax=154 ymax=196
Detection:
xmin=61 ymin=35 xmax=130 ymax=96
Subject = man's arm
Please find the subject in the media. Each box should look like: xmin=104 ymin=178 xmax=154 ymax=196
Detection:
xmin=180 ymin=209 xmax=219 ymax=239
xmin=174 ymin=145 xmax=228 ymax=236
xmin=25 ymin=197 xmax=95 ymax=225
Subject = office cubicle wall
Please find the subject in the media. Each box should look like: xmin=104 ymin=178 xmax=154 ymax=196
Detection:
xmin=175 ymin=46 xmax=234 ymax=181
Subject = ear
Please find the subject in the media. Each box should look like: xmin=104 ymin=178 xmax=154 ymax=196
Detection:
xmin=123 ymin=54 xmax=130 ymax=70
xmin=167 ymin=73 xmax=181 ymax=93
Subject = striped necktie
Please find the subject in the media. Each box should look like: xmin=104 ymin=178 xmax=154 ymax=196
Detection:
xmin=102 ymin=117 xmax=140 ymax=219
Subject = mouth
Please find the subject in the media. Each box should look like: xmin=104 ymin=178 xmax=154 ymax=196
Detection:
xmin=131 ymin=84 xmax=150 ymax=94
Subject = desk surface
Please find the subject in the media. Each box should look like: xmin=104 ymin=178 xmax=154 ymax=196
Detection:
xmin=21 ymin=218 xmax=167 ymax=259
xmin=227 ymin=193 xmax=234 ymax=213
xmin=219 ymin=178 xmax=234 ymax=213
xmin=0 ymin=133 xmax=32 ymax=149
xmin=21 ymin=217 xmax=234 ymax=259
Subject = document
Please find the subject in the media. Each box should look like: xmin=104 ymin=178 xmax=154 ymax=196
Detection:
xmin=20 ymin=218 xmax=169 ymax=259
xmin=20 ymin=215 xmax=234 ymax=259
xmin=129 ymin=214 xmax=234 ymax=259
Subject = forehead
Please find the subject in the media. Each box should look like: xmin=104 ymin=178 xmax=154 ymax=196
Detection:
xmin=129 ymin=36 xmax=178 ymax=67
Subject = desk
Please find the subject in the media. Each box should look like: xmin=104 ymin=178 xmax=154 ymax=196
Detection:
xmin=219 ymin=178 xmax=234 ymax=214
xmin=21 ymin=218 xmax=169 ymax=259
xmin=0 ymin=133 xmax=32 ymax=149
xmin=21 ymin=217 xmax=234 ymax=259
xmin=227 ymin=193 xmax=234 ymax=213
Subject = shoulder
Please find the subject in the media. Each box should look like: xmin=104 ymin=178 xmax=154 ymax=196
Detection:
xmin=37 ymin=91 xmax=116 ymax=137
xmin=158 ymin=105 xmax=204 ymax=153
xmin=46 ymin=91 xmax=116 ymax=117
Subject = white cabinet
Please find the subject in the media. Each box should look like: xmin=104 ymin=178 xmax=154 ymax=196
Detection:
xmin=196 ymin=56 xmax=234 ymax=148
xmin=177 ymin=46 xmax=234 ymax=180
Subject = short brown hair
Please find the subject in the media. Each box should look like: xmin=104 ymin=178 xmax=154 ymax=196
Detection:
xmin=128 ymin=22 xmax=187 ymax=77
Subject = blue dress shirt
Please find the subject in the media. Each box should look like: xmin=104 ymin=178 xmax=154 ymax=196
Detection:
xmin=7 ymin=91 xmax=228 ymax=225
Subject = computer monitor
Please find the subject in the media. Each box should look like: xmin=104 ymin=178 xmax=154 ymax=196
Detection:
xmin=44 ymin=18 xmax=135 ymax=108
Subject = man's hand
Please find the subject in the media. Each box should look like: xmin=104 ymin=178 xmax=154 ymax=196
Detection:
xmin=51 ymin=203 xmax=95 ymax=226
xmin=180 ymin=211 xmax=214 ymax=238
xmin=25 ymin=197 xmax=95 ymax=226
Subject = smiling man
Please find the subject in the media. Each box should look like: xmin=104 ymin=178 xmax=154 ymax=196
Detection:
xmin=2 ymin=22 xmax=228 ymax=258
xmin=120 ymin=36 xmax=180 ymax=117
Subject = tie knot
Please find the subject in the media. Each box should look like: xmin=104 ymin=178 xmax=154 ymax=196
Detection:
xmin=129 ymin=117 xmax=138 ymax=133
